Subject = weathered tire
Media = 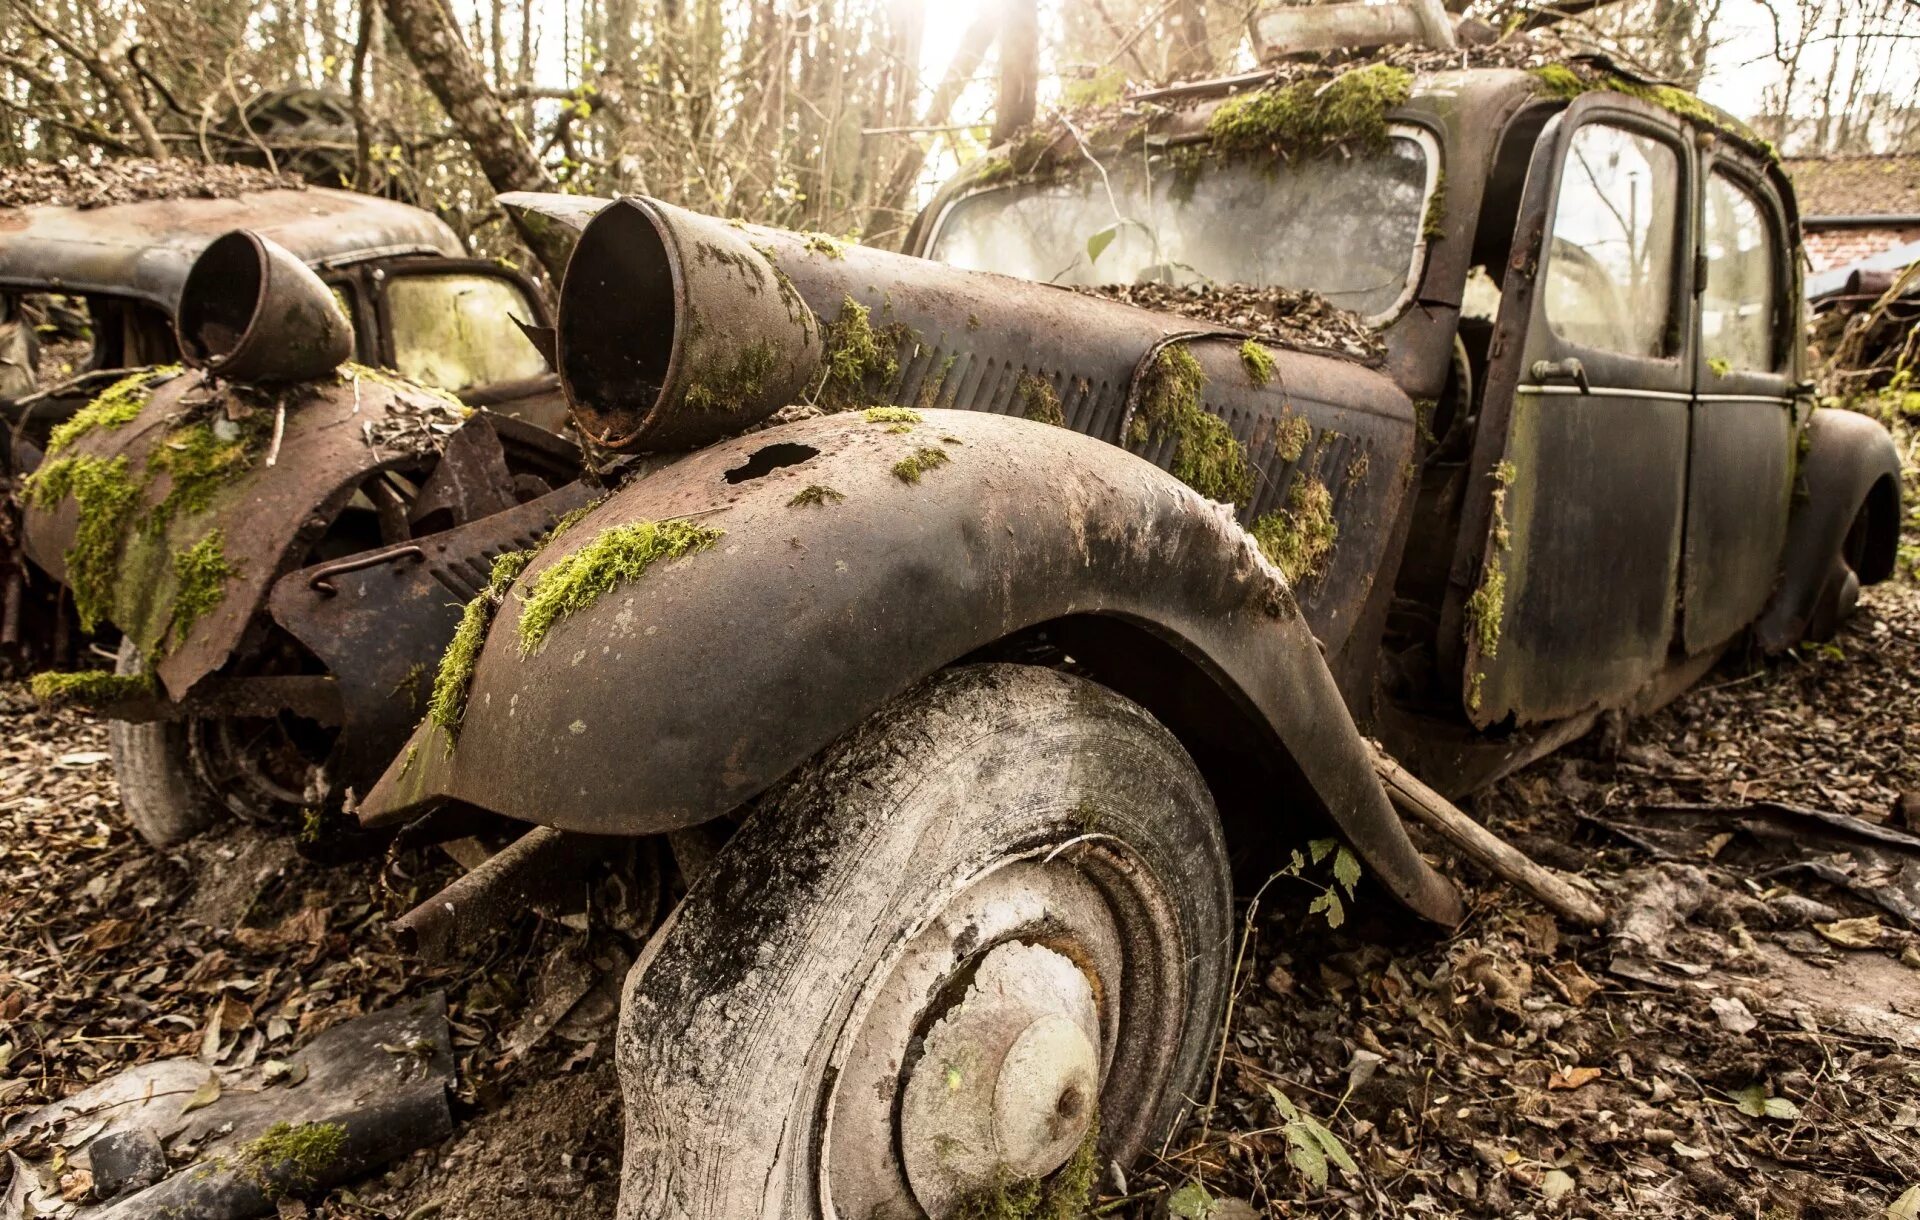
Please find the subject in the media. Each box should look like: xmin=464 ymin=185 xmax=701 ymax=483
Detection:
xmin=615 ymin=663 xmax=1232 ymax=1219
xmin=108 ymin=639 xmax=218 ymax=848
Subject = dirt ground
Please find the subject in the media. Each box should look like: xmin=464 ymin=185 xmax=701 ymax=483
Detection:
xmin=3 ymin=576 xmax=1918 ymax=1218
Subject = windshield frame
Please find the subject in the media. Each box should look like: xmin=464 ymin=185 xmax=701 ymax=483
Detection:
xmin=921 ymin=120 xmax=1444 ymax=329
xmin=361 ymin=256 xmax=555 ymax=395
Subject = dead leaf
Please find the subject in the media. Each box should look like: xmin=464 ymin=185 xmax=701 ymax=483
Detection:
xmin=1816 ymin=916 xmax=1886 ymax=949
xmin=1548 ymin=1066 xmax=1603 ymax=1091
xmin=180 ymin=1072 xmax=221 ymax=1115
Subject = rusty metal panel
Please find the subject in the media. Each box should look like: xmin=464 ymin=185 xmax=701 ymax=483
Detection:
xmin=359 ymin=409 xmax=1462 ymax=926
xmin=0 ymin=187 xmax=461 ymax=313
xmin=20 ymin=369 xmax=472 ymax=697
xmin=267 ymin=481 xmax=597 ymax=789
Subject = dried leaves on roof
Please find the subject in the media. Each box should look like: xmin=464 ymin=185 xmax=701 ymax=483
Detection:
xmin=1078 ymin=282 xmax=1387 ymax=366
xmin=0 ymin=158 xmax=304 ymax=211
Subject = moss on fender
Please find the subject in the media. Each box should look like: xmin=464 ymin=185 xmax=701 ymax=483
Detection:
xmin=45 ymin=364 xmax=181 ymax=456
xmin=30 ymin=669 xmax=157 ymax=709
xmin=1251 ymin=478 xmax=1339 ymax=585
xmin=429 ymin=550 xmax=533 ymax=736
xmin=1017 ymin=372 xmax=1064 ymax=426
xmin=21 ymin=453 xmax=141 ymax=632
xmin=170 ymin=531 xmax=239 ymax=645
xmin=516 ymin=519 xmax=725 ymax=654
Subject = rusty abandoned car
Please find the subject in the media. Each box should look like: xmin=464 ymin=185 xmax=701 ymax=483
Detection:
xmin=11 ymin=51 xmax=1906 ymax=1220
xmin=329 ymin=57 xmax=1905 ymax=1218
xmin=3 ymin=166 xmax=583 ymax=846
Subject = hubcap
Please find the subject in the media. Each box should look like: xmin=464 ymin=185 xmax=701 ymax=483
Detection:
xmin=899 ymin=942 xmax=1100 ymax=1209
xmin=819 ymin=846 xmax=1190 ymax=1220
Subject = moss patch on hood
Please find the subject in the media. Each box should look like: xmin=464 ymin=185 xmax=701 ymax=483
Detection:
xmin=1129 ymin=343 xmax=1253 ymax=506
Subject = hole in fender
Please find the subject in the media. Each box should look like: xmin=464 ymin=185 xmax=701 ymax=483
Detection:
xmin=724 ymin=442 xmax=819 ymax=484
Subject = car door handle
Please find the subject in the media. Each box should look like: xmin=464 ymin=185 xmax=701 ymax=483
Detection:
xmin=1530 ymin=357 xmax=1592 ymax=394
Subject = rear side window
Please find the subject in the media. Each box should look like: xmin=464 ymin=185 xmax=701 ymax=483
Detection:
xmin=385 ymin=273 xmax=549 ymax=393
xmin=1543 ymin=123 xmax=1682 ymax=357
xmin=1701 ymin=173 xmax=1777 ymax=372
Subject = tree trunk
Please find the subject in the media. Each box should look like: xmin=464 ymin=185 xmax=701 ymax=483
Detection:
xmin=991 ymin=0 xmax=1038 ymax=147
xmin=861 ymin=11 xmax=996 ymax=244
xmin=376 ymin=0 xmax=553 ymax=199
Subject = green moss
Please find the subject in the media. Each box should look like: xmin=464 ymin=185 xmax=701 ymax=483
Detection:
xmin=1018 ymin=372 xmax=1064 ymax=426
xmin=1207 ymin=64 xmax=1413 ymax=160
xmin=1252 ymin=478 xmax=1339 ymax=585
xmin=1423 ymin=172 xmax=1448 ymax=241
xmin=951 ymin=1114 xmax=1100 ymax=1220
xmin=236 ymin=1120 xmax=346 ymax=1196
xmin=891 ymin=446 xmax=951 ymax=484
xmin=1346 ymin=452 xmax=1370 ymax=487
xmin=46 ymin=365 xmax=179 ymax=456
xmin=863 ymin=406 xmax=922 ymax=424
xmin=1528 ymin=64 xmax=1587 ymax=101
xmin=1467 ymin=462 xmax=1517 ymax=663
xmin=801 ymin=232 xmax=846 ymax=259
xmin=22 ymin=453 xmax=141 ymax=632
xmin=1275 ymin=413 xmax=1312 ymax=464
xmin=429 ymin=550 xmax=532 ymax=736
xmin=30 ymin=669 xmax=157 ymax=709
xmin=146 ymin=412 xmax=276 ymax=530
xmin=170 ymin=531 xmax=237 ymax=645
xmin=1236 ymin=340 xmax=1277 ymax=389
xmin=1526 ymin=65 xmax=1772 ymax=155
xmin=820 ymin=297 xmax=905 ymax=409
xmin=1708 ymin=356 xmax=1732 ymax=378
xmin=684 ymin=340 xmax=780 ymax=412
xmin=789 ymin=484 xmax=845 ymax=507
xmin=1129 ymin=344 xmax=1253 ymax=506
xmin=516 ymin=520 xmax=724 ymax=654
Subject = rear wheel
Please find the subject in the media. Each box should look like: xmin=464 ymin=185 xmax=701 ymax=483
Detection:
xmin=615 ymin=663 xmax=1232 ymax=1219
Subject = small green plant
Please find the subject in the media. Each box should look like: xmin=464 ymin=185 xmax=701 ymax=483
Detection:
xmin=516 ymin=520 xmax=724 ymax=653
xmin=1267 ymin=1084 xmax=1359 ymax=1189
xmin=862 ymin=405 xmax=921 ymax=424
xmin=29 ymin=669 xmax=156 ymax=709
xmin=1017 ymin=372 xmax=1064 ymax=426
xmin=1283 ymin=837 xmax=1363 ymax=928
xmin=1130 ymin=344 xmax=1253 ymax=506
xmin=788 ymin=484 xmax=845 ymax=507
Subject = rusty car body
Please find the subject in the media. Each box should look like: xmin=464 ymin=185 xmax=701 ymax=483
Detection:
xmin=35 ymin=56 xmax=1909 ymax=1220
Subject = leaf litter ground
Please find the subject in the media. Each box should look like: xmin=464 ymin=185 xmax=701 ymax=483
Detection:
xmin=3 ymin=582 xmax=1918 ymax=1216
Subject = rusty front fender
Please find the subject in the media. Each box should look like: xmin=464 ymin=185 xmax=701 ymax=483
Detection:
xmin=1755 ymin=406 xmax=1902 ymax=652
xmin=21 ymin=368 xmax=460 ymax=697
xmin=362 ymin=409 xmax=1463 ymax=925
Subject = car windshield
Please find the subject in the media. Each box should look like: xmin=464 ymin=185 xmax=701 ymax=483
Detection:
xmin=385 ymin=272 xmax=549 ymax=393
xmin=926 ymin=134 xmax=1432 ymax=320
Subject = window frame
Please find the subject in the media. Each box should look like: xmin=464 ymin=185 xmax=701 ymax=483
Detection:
xmin=1539 ymin=114 xmax=1693 ymax=362
xmin=1696 ymin=155 xmax=1793 ymax=377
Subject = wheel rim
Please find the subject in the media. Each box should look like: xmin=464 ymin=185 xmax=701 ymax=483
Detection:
xmin=189 ymin=711 xmax=330 ymax=817
xmin=819 ymin=840 xmax=1192 ymax=1219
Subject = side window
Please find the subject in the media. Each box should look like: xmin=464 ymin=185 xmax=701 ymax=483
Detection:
xmin=1542 ymin=123 xmax=1682 ymax=357
xmin=1701 ymin=172 xmax=1777 ymax=372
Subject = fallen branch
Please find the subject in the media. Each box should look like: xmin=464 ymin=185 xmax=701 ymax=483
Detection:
xmin=1369 ymin=743 xmax=1608 ymax=927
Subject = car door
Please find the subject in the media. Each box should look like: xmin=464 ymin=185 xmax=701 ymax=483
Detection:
xmin=1449 ymin=94 xmax=1697 ymax=727
xmin=1680 ymin=153 xmax=1796 ymax=654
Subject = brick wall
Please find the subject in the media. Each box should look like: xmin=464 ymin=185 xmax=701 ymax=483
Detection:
xmin=1803 ymin=226 xmax=1920 ymax=273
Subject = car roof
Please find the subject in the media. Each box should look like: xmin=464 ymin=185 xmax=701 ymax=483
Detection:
xmin=0 ymin=186 xmax=464 ymax=313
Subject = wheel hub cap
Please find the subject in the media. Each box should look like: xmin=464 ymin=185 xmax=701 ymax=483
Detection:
xmin=898 ymin=941 xmax=1100 ymax=1213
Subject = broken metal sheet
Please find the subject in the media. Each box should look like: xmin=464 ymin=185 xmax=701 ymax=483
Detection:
xmin=1604 ymin=801 xmax=1920 ymax=930
xmin=406 ymin=413 xmax=520 ymax=529
xmin=3 ymin=994 xmax=454 ymax=1219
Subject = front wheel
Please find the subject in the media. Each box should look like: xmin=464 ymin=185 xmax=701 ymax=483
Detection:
xmin=615 ymin=663 xmax=1232 ymax=1219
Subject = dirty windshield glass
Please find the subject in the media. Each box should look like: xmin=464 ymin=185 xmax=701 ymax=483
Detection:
xmin=385 ymin=273 xmax=550 ymax=393
xmin=926 ymin=136 xmax=1430 ymax=319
